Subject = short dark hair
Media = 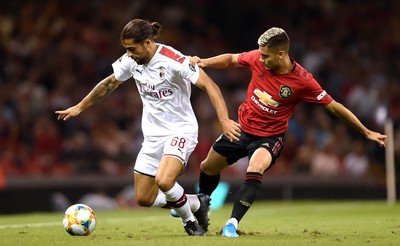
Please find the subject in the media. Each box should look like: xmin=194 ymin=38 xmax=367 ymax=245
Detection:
xmin=120 ymin=19 xmax=162 ymax=43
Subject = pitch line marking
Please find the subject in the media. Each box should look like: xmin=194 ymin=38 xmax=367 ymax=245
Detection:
xmin=0 ymin=221 xmax=60 ymax=229
xmin=0 ymin=215 xmax=166 ymax=229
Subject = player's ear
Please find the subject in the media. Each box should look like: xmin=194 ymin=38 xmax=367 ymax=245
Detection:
xmin=143 ymin=39 xmax=152 ymax=47
xmin=277 ymin=50 xmax=286 ymax=60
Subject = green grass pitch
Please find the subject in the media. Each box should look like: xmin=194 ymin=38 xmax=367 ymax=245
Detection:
xmin=0 ymin=201 xmax=399 ymax=246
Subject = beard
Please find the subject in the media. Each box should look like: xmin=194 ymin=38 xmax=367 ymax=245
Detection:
xmin=264 ymin=62 xmax=279 ymax=72
xmin=131 ymin=53 xmax=149 ymax=65
xmin=133 ymin=57 xmax=146 ymax=65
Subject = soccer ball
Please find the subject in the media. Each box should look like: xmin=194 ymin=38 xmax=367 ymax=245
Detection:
xmin=63 ymin=204 xmax=96 ymax=236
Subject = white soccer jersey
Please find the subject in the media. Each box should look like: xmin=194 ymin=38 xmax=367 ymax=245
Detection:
xmin=112 ymin=44 xmax=200 ymax=140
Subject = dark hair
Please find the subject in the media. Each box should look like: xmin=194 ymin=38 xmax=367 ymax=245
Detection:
xmin=266 ymin=33 xmax=290 ymax=51
xmin=120 ymin=19 xmax=162 ymax=43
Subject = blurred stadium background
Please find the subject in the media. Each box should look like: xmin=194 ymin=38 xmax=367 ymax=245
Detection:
xmin=0 ymin=0 xmax=399 ymax=213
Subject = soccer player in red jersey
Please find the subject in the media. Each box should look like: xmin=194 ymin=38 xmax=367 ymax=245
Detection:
xmin=191 ymin=27 xmax=387 ymax=237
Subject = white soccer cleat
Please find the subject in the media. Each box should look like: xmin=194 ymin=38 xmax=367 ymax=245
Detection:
xmin=222 ymin=223 xmax=239 ymax=238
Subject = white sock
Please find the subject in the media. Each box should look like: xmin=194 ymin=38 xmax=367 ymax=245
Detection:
xmin=163 ymin=183 xmax=195 ymax=224
xmin=152 ymin=191 xmax=200 ymax=214
xmin=151 ymin=189 xmax=167 ymax=208
xmin=226 ymin=218 xmax=238 ymax=229
xmin=186 ymin=194 xmax=200 ymax=212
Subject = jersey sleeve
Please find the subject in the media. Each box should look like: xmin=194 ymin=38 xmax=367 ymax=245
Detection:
xmin=300 ymin=77 xmax=333 ymax=106
xmin=238 ymin=50 xmax=259 ymax=68
xmin=179 ymin=57 xmax=200 ymax=85
xmin=112 ymin=54 xmax=135 ymax=82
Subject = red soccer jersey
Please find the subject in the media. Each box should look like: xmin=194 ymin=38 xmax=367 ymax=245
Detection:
xmin=237 ymin=50 xmax=333 ymax=137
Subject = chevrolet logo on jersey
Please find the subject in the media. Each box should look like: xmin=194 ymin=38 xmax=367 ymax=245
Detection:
xmin=254 ymin=88 xmax=280 ymax=107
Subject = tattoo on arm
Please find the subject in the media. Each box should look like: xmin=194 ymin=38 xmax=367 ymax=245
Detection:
xmin=90 ymin=77 xmax=119 ymax=103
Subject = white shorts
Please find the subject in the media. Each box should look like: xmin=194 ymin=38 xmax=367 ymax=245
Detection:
xmin=133 ymin=134 xmax=198 ymax=177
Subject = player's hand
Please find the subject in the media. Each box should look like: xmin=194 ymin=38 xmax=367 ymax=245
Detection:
xmin=189 ymin=56 xmax=206 ymax=68
xmin=55 ymin=105 xmax=82 ymax=121
xmin=220 ymin=119 xmax=241 ymax=142
xmin=366 ymin=131 xmax=387 ymax=148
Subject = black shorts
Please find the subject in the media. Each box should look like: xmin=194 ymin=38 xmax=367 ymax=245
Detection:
xmin=213 ymin=131 xmax=284 ymax=170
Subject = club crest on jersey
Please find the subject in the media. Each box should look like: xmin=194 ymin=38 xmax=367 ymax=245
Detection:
xmin=279 ymin=85 xmax=293 ymax=98
xmin=158 ymin=66 xmax=166 ymax=80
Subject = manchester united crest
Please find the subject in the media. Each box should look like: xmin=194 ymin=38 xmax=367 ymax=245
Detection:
xmin=279 ymin=85 xmax=293 ymax=98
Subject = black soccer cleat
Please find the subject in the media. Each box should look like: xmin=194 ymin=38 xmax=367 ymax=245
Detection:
xmin=193 ymin=193 xmax=211 ymax=231
xmin=184 ymin=220 xmax=206 ymax=236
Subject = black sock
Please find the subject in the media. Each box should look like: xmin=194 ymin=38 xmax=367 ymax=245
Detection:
xmin=231 ymin=172 xmax=263 ymax=223
xmin=198 ymin=171 xmax=220 ymax=196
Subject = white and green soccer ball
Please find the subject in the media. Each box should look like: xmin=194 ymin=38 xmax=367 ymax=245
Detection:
xmin=63 ymin=204 xmax=96 ymax=236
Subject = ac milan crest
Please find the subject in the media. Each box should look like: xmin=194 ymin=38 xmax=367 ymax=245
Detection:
xmin=159 ymin=66 xmax=166 ymax=80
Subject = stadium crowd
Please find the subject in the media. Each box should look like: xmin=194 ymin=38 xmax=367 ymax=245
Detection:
xmin=0 ymin=0 xmax=399 ymax=181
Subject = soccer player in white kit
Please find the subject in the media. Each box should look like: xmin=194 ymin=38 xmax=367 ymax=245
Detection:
xmin=56 ymin=19 xmax=241 ymax=236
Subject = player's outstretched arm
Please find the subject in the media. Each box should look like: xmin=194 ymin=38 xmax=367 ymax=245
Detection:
xmin=324 ymin=99 xmax=387 ymax=147
xmin=189 ymin=54 xmax=242 ymax=69
xmin=195 ymin=68 xmax=241 ymax=141
xmin=55 ymin=74 xmax=123 ymax=121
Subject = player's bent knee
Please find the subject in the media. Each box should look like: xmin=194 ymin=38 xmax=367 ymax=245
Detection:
xmin=247 ymin=162 xmax=270 ymax=173
xmin=200 ymin=161 xmax=221 ymax=176
xmin=135 ymin=196 xmax=154 ymax=207
xmin=155 ymin=178 xmax=175 ymax=192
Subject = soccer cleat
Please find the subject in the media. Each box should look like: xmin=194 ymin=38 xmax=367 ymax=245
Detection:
xmin=184 ymin=220 xmax=206 ymax=236
xmin=193 ymin=193 xmax=211 ymax=231
xmin=170 ymin=209 xmax=179 ymax=218
xmin=222 ymin=223 xmax=239 ymax=238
